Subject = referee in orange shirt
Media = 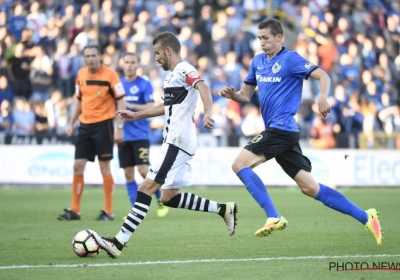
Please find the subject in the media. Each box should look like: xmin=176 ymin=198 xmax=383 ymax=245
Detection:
xmin=57 ymin=45 xmax=126 ymax=221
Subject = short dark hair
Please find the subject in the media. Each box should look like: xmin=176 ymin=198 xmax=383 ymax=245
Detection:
xmin=258 ymin=19 xmax=283 ymax=36
xmin=83 ymin=44 xmax=101 ymax=54
xmin=122 ymin=52 xmax=140 ymax=62
xmin=152 ymin=32 xmax=181 ymax=53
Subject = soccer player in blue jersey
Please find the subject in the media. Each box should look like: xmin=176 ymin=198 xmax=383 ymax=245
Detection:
xmin=118 ymin=52 xmax=168 ymax=218
xmin=219 ymin=19 xmax=383 ymax=245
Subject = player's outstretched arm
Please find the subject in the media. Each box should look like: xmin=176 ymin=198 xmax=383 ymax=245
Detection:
xmin=310 ymin=68 xmax=331 ymax=118
xmin=218 ymin=84 xmax=256 ymax=104
xmin=127 ymin=102 xmax=155 ymax=111
xmin=117 ymin=102 xmax=164 ymax=122
xmin=195 ymin=81 xmax=214 ymax=131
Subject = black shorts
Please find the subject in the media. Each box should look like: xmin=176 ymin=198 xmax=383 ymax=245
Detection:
xmin=244 ymin=128 xmax=312 ymax=179
xmin=118 ymin=140 xmax=150 ymax=168
xmin=75 ymin=119 xmax=114 ymax=162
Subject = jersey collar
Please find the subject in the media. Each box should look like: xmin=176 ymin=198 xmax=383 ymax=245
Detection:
xmin=276 ymin=47 xmax=286 ymax=56
xmin=266 ymin=47 xmax=286 ymax=60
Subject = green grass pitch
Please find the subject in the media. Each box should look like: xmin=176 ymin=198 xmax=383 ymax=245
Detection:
xmin=0 ymin=186 xmax=399 ymax=280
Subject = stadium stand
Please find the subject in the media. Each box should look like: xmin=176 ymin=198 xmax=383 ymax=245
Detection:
xmin=0 ymin=0 xmax=399 ymax=149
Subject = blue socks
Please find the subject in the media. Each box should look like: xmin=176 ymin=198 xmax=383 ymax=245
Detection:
xmin=126 ymin=181 xmax=138 ymax=206
xmin=236 ymin=168 xmax=368 ymax=225
xmin=127 ymin=181 xmax=162 ymax=207
xmin=315 ymin=184 xmax=368 ymax=224
xmin=154 ymin=188 xmax=161 ymax=202
xmin=237 ymin=167 xmax=280 ymax=218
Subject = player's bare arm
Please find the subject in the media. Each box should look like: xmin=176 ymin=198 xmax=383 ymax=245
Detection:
xmin=310 ymin=68 xmax=331 ymax=118
xmin=195 ymin=81 xmax=214 ymax=131
xmin=114 ymin=98 xmax=126 ymax=143
xmin=117 ymin=102 xmax=164 ymax=122
xmin=66 ymin=97 xmax=82 ymax=136
xmin=219 ymin=83 xmax=256 ymax=104
xmin=126 ymin=102 xmax=155 ymax=112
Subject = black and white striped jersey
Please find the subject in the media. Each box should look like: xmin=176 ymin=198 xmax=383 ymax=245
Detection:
xmin=162 ymin=61 xmax=204 ymax=155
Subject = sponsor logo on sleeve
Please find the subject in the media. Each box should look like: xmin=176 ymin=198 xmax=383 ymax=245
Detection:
xmin=114 ymin=82 xmax=125 ymax=96
xmin=305 ymin=61 xmax=314 ymax=69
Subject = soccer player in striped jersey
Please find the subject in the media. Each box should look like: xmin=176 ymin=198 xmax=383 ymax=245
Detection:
xmin=118 ymin=52 xmax=168 ymax=218
xmin=92 ymin=32 xmax=238 ymax=258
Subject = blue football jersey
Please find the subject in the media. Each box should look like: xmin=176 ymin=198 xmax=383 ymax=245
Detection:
xmin=244 ymin=48 xmax=318 ymax=132
xmin=120 ymin=76 xmax=154 ymax=141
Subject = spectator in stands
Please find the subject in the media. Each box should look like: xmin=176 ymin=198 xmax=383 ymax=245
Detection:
xmin=1 ymin=35 xmax=14 ymax=75
xmin=7 ymin=43 xmax=33 ymax=100
xmin=309 ymin=114 xmax=336 ymax=149
xmin=33 ymin=100 xmax=50 ymax=137
xmin=45 ymin=88 xmax=63 ymax=135
xmin=378 ymin=92 xmax=398 ymax=135
xmin=0 ymin=75 xmax=13 ymax=104
xmin=0 ymin=0 xmax=11 ymax=14
xmin=364 ymin=81 xmax=381 ymax=106
xmin=232 ymin=26 xmax=255 ymax=63
xmin=60 ymin=4 xmax=75 ymax=39
xmin=80 ymin=3 xmax=93 ymax=28
xmin=212 ymin=27 xmax=231 ymax=58
xmin=339 ymin=53 xmax=360 ymax=93
xmin=352 ymin=1 xmax=370 ymax=34
xmin=127 ymin=0 xmax=144 ymax=16
xmin=20 ymin=28 xmax=35 ymax=55
xmin=361 ymin=101 xmax=383 ymax=149
xmin=340 ymin=93 xmax=364 ymax=147
xmin=361 ymin=38 xmax=377 ymax=70
xmin=225 ymin=99 xmax=242 ymax=135
xmin=379 ymin=53 xmax=397 ymax=83
xmin=178 ymin=25 xmax=195 ymax=49
xmin=53 ymin=39 xmax=72 ymax=97
xmin=172 ymin=0 xmax=192 ymax=27
xmin=225 ymin=6 xmax=243 ymax=37
xmin=210 ymin=66 xmax=230 ymax=104
xmin=243 ymin=0 xmax=267 ymax=23
xmin=69 ymin=43 xmax=84 ymax=85
xmin=26 ymin=1 xmax=48 ymax=44
xmin=194 ymin=5 xmax=213 ymax=57
xmin=68 ymin=14 xmax=85 ymax=44
xmin=7 ymin=4 xmax=27 ymax=42
xmin=240 ymin=104 xmax=264 ymax=137
xmin=153 ymin=4 xmax=175 ymax=34
xmin=317 ymin=37 xmax=338 ymax=73
xmin=205 ymin=102 xmax=231 ymax=145
xmin=75 ymin=27 xmax=98 ymax=52
xmin=347 ymin=41 xmax=362 ymax=68
xmin=13 ymin=97 xmax=35 ymax=136
xmin=37 ymin=25 xmax=55 ymax=51
xmin=0 ymin=99 xmax=13 ymax=135
xmin=30 ymin=46 xmax=53 ymax=103
xmin=223 ymin=51 xmax=242 ymax=90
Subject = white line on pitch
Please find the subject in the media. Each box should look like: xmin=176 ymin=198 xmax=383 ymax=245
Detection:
xmin=1 ymin=254 xmax=399 ymax=270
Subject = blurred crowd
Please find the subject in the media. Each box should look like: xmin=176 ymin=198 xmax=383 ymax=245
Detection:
xmin=0 ymin=0 xmax=399 ymax=148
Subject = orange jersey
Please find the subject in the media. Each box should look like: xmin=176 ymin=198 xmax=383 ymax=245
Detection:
xmin=75 ymin=65 xmax=125 ymax=124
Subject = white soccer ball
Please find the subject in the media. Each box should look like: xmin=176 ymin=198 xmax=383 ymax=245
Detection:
xmin=72 ymin=229 xmax=100 ymax=257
